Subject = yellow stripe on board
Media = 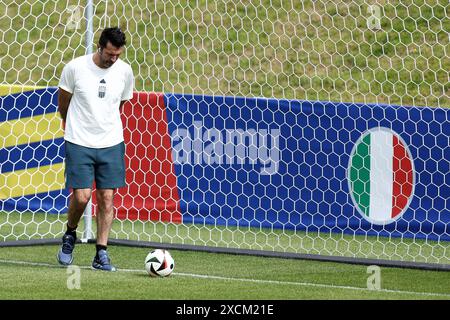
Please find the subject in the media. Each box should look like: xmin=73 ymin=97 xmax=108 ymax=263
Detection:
xmin=0 ymin=112 xmax=64 ymax=149
xmin=0 ymin=163 xmax=65 ymax=200
xmin=0 ymin=84 xmax=45 ymax=96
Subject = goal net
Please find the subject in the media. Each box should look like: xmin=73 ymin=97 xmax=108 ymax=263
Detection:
xmin=0 ymin=0 xmax=448 ymax=267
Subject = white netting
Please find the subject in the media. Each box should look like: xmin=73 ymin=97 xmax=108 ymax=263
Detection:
xmin=0 ymin=1 xmax=448 ymax=265
xmin=1 ymin=0 xmax=448 ymax=105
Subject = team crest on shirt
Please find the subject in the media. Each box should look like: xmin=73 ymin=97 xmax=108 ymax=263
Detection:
xmin=98 ymin=79 xmax=106 ymax=98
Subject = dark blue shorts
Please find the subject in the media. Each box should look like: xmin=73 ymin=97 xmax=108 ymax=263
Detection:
xmin=65 ymin=141 xmax=126 ymax=189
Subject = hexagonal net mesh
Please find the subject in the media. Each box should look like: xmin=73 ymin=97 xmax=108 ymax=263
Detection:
xmin=0 ymin=1 xmax=448 ymax=266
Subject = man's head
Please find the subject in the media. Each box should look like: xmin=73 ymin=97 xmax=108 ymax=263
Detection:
xmin=97 ymin=27 xmax=126 ymax=68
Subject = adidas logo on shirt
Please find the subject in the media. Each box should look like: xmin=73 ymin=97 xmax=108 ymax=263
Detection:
xmin=98 ymin=79 xmax=106 ymax=98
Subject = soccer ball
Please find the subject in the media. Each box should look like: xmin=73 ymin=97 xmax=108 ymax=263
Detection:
xmin=144 ymin=249 xmax=175 ymax=277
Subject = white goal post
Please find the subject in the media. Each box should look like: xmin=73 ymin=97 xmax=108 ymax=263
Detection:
xmin=0 ymin=0 xmax=448 ymax=269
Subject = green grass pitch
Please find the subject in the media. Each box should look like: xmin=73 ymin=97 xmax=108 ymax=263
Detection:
xmin=0 ymin=244 xmax=449 ymax=300
xmin=0 ymin=0 xmax=448 ymax=301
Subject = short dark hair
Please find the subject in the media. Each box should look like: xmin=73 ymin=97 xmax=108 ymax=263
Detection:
xmin=99 ymin=27 xmax=126 ymax=48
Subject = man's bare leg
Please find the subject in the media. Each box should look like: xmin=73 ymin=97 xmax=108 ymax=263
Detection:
xmin=92 ymin=188 xmax=116 ymax=271
xmin=95 ymin=188 xmax=115 ymax=246
xmin=67 ymin=188 xmax=92 ymax=230
xmin=57 ymin=188 xmax=91 ymax=265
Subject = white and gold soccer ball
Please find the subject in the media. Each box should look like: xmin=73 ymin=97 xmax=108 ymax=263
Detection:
xmin=144 ymin=249 xmax=175 ymax=277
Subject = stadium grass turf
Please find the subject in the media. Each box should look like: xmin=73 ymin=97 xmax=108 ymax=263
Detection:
xmin=1 ymin=212 xmax=448 ymax=265
xmin=0 ymin=244 xmax=449 ymax=300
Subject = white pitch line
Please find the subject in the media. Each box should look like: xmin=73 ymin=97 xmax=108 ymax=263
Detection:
xmin=0 ymin=258 xmax=449 ymax=298
xmin=172 ymin=271 xmax=450 ymax=298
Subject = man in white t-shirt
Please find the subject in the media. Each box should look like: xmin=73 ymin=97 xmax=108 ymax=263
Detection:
xmin=57 ymin=27 xmax=134 ymax=271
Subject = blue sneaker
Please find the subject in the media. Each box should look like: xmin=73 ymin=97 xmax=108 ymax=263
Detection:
xmin=57 ymin=234 xmax=76 ymax=266
xmin=92 ymin=249 xmax=116 ymax=272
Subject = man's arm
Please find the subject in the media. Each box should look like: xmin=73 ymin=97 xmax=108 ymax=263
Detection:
xmin=120 ymin=66 xmax=134 ymax=110
xmin=120 ymin=100 xmax=128 ymax=110
xmin=58 ymin=88 xmax=73 ymax=123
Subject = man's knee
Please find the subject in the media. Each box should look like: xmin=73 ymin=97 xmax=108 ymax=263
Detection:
xmin=71 ymin=189 xmax=92 ymax=210
xmin=97 ymin=190 xmax=114 ymax=213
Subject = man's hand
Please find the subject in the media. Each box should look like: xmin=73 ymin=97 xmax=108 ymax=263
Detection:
xmin=58 ymin=88 xmax=73 ymax=125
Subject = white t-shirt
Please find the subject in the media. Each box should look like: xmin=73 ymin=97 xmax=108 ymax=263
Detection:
xmin=58 ymin=53 xmax=134 ymax=148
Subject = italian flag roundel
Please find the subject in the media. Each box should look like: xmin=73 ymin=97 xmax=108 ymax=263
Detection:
xmin=348 ymin=128 xmax=415 ymax=225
